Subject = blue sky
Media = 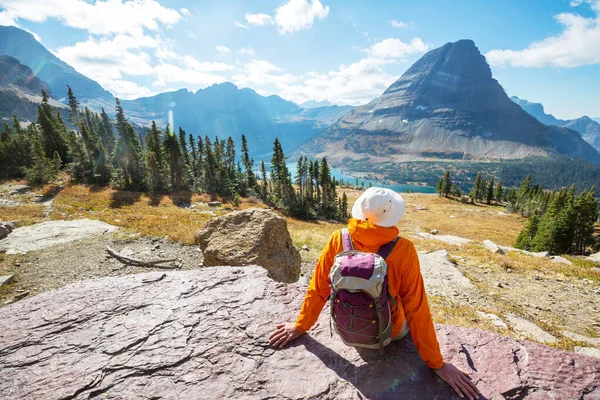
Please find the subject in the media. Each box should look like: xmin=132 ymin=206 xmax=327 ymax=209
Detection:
xmin=1 ymin=0 xmax=599 ymax=119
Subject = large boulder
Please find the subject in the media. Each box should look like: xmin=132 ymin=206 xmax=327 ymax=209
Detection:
xmin=0 ymin=267 xmax=598 ymax=400
xmin=196 ymin=208 xmax=301 ymax=283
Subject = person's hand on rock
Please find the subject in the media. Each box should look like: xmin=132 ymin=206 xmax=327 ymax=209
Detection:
xmin=269 ymin=322 xmax=302 ymax=348
xmin=434 ymin=362 xmax=480 ymax=400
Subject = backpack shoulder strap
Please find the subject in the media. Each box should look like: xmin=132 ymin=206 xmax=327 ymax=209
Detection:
xmin=340 ymin=228 xmax=354 ymax=251
xmin=377 ymin=236 xmax=399 ymax=260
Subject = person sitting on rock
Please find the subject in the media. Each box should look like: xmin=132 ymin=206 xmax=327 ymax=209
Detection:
xmin=270 ymin=187 xmax=480 ymax=400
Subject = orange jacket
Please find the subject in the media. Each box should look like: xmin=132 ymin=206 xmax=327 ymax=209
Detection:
xmin=295 ymin=218 xmax=444 ymax=369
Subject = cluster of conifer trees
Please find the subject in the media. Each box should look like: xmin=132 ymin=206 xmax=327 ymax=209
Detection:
xmin=435 ymin=171 xmax=598 ymax=254
xmin=510 ymin=175 xmax=597 ymax=255
xmin=0 ymin=88 xmax=349 ymax=221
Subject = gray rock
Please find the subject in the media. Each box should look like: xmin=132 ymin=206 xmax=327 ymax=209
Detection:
xmin=196 ymin=208 xmax=301 ymax=283
xmin=551 ymin=256 xmax=572 ymax=265
xmin=574 ymin=347 xmax=600 ymax=359
xmin=500 ymin=246 xmax=549 ymax=258
xmin=586 ymin=252 xmax=600 ymax=263
xmin=0 ymin=267 xmax=598 ymax=400
xmin=476 ymin=311 xmax=508 ymax=329
xmin=0 ymin=219 xmax=119 ymax=255
xmin=430 ymin=229 xmax=438 ymax=235
xmin=0 ymin=275 xmax=13 ymax=288
xmin=418 ymin=250 xmax=475 ymax=298
xmin=4 ymin=184 xmax=30 ymax=195
xmin=483 ymin=240 xmax=504 ymax=254
xmin=301 ymin=244 xmax=309 ymax=251
xmin=0 ymin=225 xmax=9 ymax=240
xmin=562 ymin=331 xmax=600 ymax=347
xmin=207 ymin=201 xmax=221 ymax=207
xmin=417 ymin=232 xmax=472 ymax=246
xmin=505 ymin=314 xmax=557 ymax=344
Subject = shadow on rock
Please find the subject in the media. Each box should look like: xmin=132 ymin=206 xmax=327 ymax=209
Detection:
xmin=295 ymin=334 xmax=472 ymax=400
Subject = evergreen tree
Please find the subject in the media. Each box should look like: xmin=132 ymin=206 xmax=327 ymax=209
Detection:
xmin=435 ymin=176 xmax=443 ymax=196
xmin=320 ymin=157 xmax=332 ymax=211
xmin=240 ymin=134 xmax=257 ymax=190
xmin=515 ymin=211 xmax=540 ymax=250
xmin=146 ymin=121 xmax=167 ymax=191
xmin=113 ymin=98 xmax=145 ymax=189
xmin=494 ymin=180 xmax=504 ymax=202
xmin=164 ymin=127 xmax=185 ymax=190
xmin=486 ymin=176 xmax=495 ymax=204
xmin=203 ymin=136 xmax=218 ymax=193
xmin=470 ymin=172 xmax=482 ymax=202
xmin=37 ymin=90 xmax=70 ymax=163
xmin=442 ymin=171 xmax=452 ymax=197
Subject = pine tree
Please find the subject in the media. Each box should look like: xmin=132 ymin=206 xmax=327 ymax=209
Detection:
xmin=203 ymin=136 xmax=218 ymax=193
xmin=435 ymin=176 xmax=443 ymax=197
xmin=486 ymin=176 xmax=495 ymax=204
xmin=113 ymin=98 xmax=145 ymax=189
xmin=442 ymin=171 xmax=452 ymax=197
xmin=145 ymin=121 xmax=167 ymax=191
xmin=470 ymin=172 xmax=482 ymax=202
xmin=515 ymin=211 xmax=540 ymax=250
xmin=494 ymin=180 xmax=504 ymax=202
xmin=37 ymin=90 xmax=70 ymax=163
xmin=260 ymin=160 xmax=268 ymax=200
xmin=320 ymin=157 xmax=331 ymax=211
xmin=240 ymin=134 xmax=257 ymax=190
xmin=164 ymin=127 xmax=185 ymax=190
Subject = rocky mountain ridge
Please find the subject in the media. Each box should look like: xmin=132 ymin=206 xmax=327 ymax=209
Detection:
xmin=511 ymin=96 xmax=600 ymax=152
xmin=304 ymin=39 xmax=600 ymax=165
xmin=0 ymin=55 xmax=67 ymax=121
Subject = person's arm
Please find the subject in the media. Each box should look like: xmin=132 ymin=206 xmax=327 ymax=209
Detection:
xmin=398 ymin=242 xmax=480 ymax=400
xmin=269 ymin=231 xmax=340 ymax=348
xmin=295 ymin=230 xmax=340 ymax=333
xmin=397 ymin=241 xmax=444 ymax=369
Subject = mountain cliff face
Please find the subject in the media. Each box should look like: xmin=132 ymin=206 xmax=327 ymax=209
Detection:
xmin=0 ymin=25 xmax=113 ymax=101
xmin=307 ymin=40 xmax=600 ymax=164
xmin=0 ymin=55 xmax=67 ymax=121
xmin=511 ymin=96 xmax=600 ymax=153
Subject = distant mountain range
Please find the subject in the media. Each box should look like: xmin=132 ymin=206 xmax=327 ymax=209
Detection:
xmin=0 ymin=54 xmax=67 ymax=122
xmin=0 ymin=26 xmax=113 ymax=102
xmin=511 ymin=96 xmax=600 ymax=153
xmin=0 ymin=25 xmax=352 ymax=155
xmin=1 ymin=26 xmax=600 ymax=172
xmin=303 ymin=39 xmax=600 ymax=165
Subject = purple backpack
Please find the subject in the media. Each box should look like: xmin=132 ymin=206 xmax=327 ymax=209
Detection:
xmin=328 ymin=228 xmax=398 ymax=352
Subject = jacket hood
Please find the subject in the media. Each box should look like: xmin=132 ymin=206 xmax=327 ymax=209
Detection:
xmin=347 ymin=218 xmax=399 ymax=248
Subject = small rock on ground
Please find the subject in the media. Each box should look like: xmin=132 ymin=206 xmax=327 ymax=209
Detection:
xmin=0 ymin=275 xmax=13 ymax=288
xmin=550 ymin=256 xmax=572 ymax=265
xmin=483 ymin=240 xmax=504 ymax=254
xmin=563 ymin=331 xmax=600 ymax=347
xmin=417 ymin=233 xmax=472 ymax=246
xmin=476 ymin=311 xmax=508 ymax=329
xmin=574 ymin=346 xmax=600 ymax=359
xmin=505 ymin=313 xmax=557 ymax=344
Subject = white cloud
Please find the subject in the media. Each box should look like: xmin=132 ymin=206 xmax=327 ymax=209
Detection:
xmin=239 ymin=47 xmax=256 ymax=57
xmin=153 ymin=63 xmax=227 ymax=89
xmin=365 ymin=38 xmax=429 ymax=59
xmin=232 ymin=56 xmax=397 ymax=106
xmin=275 ymin=0 xmax=329 ymax=34
xmin=0 ymin=0 xmax=182 ymax=37
xmin=55 ymin=35 xmax=156 ymax=84
xmin=180 ymin=8 xmax=191 ymax=17
xmin=245 ymin=12 xmax=274 ymax=26
xmin=234 ymin=20 xmax=249 ymax=29
xmin=486 ymin=0 xmax=600 ymax=68
xmin=183 ymin=56 xmax=233 ymax=72
xmin=155 ymin=47 xmax=178 ymax=60
xmin=102 ymin=79 xmax=155 ymax=99
xmin=216 ymin=45 xmax=231 ymax=54
xmin=390 ymin=20 xmax=408 ymax=28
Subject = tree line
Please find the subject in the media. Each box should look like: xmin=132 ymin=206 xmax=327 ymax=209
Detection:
xmin=435 ymin=170 xmax=598 ymax=255
xmin=0 ymin=87 xmax=349 ymax=221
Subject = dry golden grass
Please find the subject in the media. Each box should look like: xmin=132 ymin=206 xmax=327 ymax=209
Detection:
xmin=286 ymin=218 xmax=345 ymax=261
xmin=49 ymin=185 xmax=221 ymax=244
xmin=0 ymin=204 xmax=45 ymax=226
xmin=398 ymin=194 xmax=524 ymax=246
